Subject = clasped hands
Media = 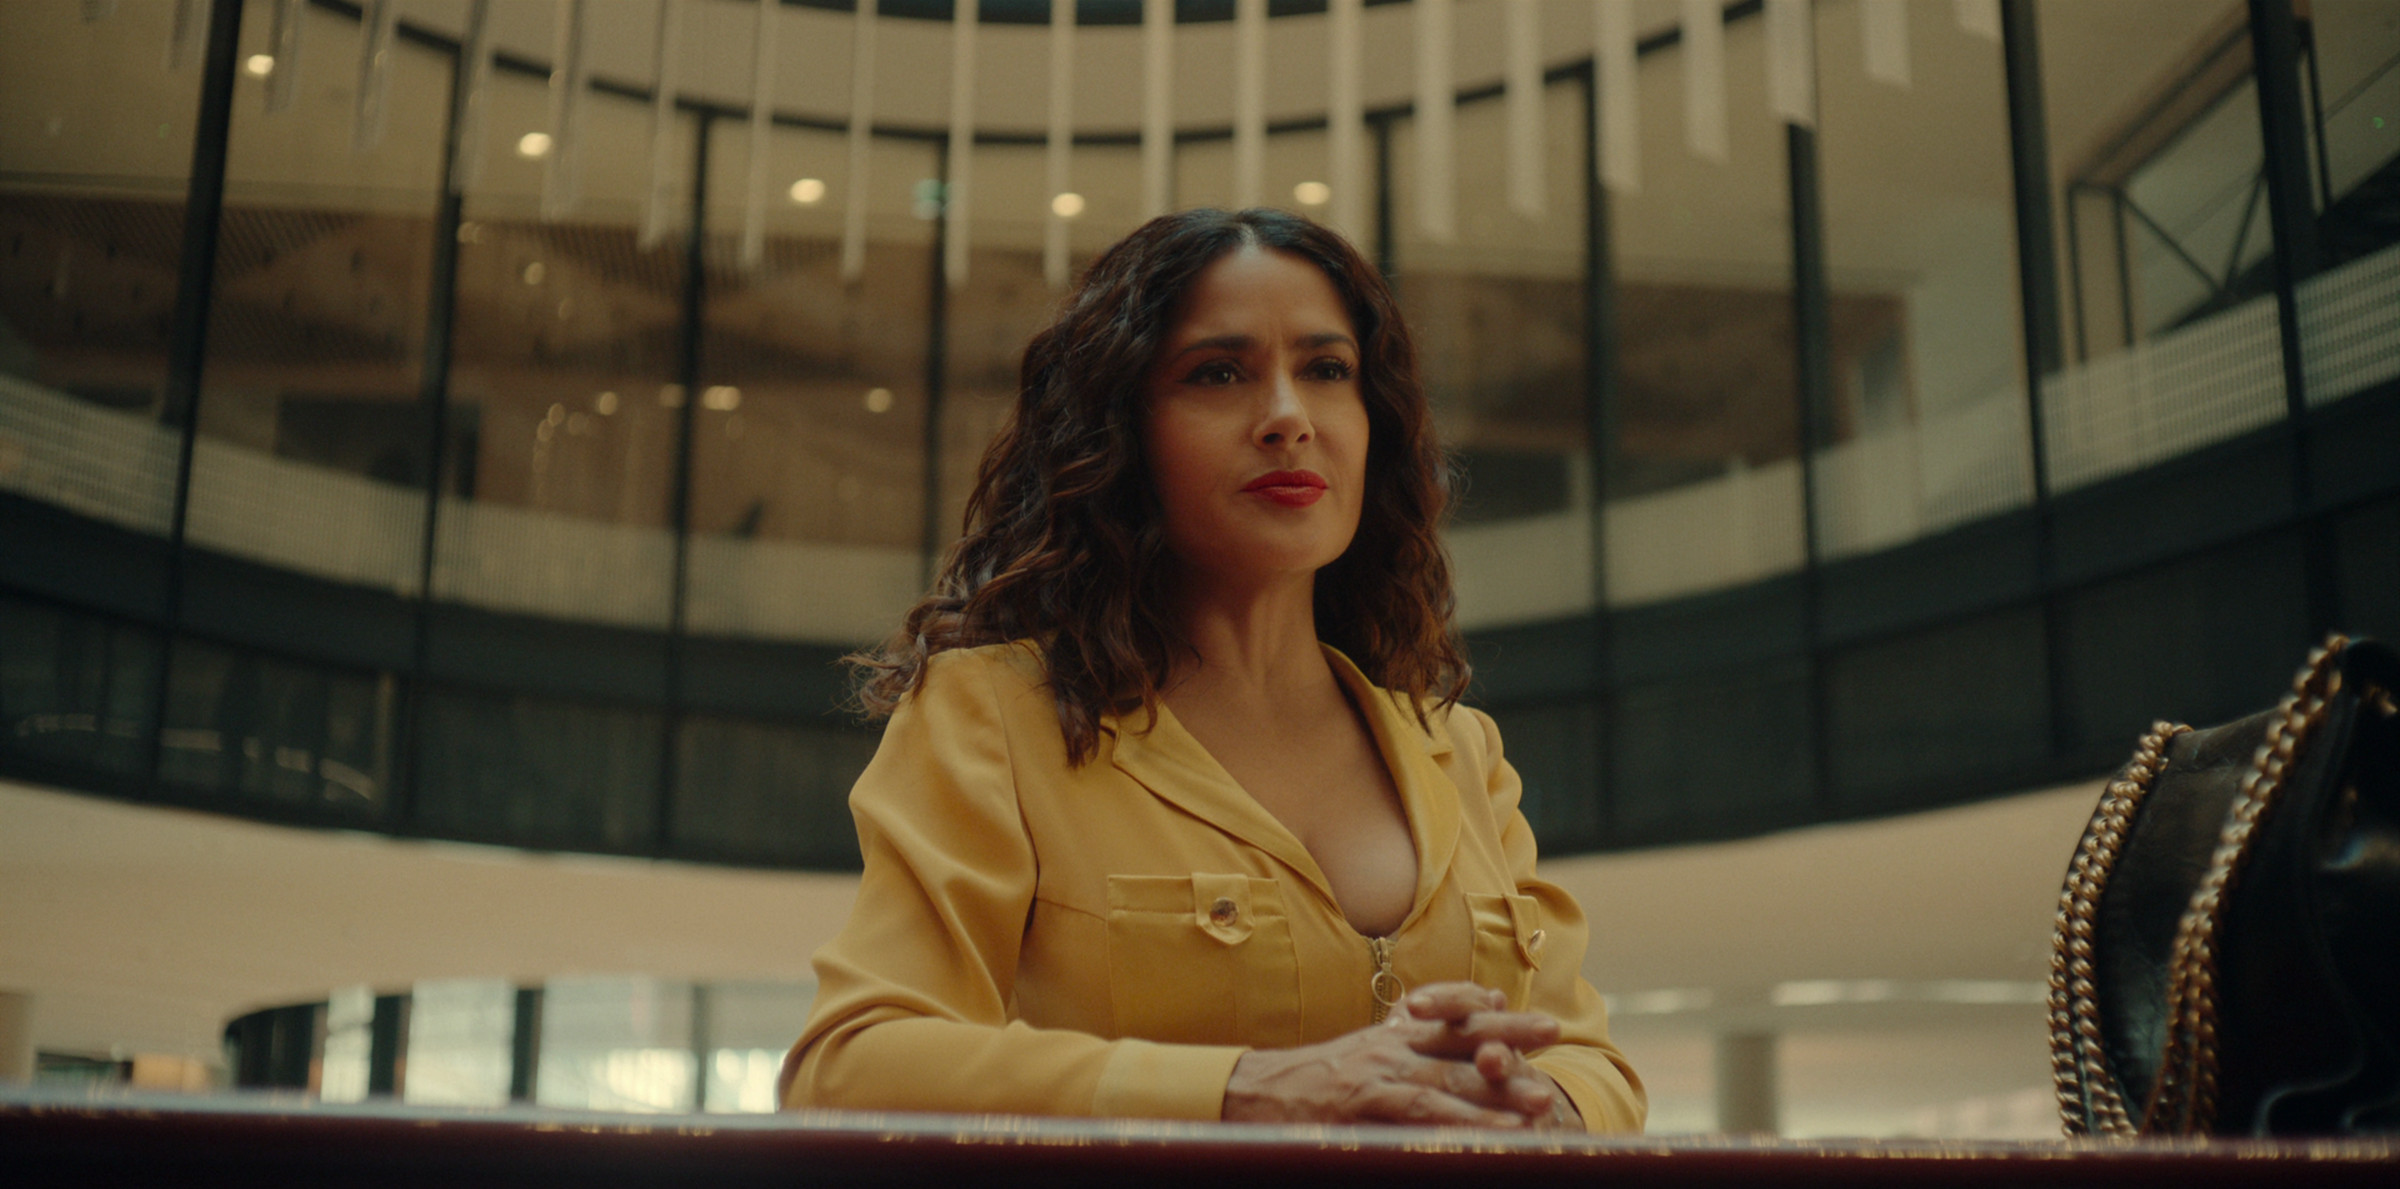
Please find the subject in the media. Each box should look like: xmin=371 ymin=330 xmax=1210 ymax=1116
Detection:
xmin=1221 ymin=982 xmax=1581 ymax=1129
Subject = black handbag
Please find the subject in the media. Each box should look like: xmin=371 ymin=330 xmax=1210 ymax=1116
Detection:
xmin=2051 ymin=634 xmax=2400 ymax=1136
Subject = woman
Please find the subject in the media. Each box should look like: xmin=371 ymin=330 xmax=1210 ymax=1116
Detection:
xmin=781 ymin=209 xmax=1643 ymax=1132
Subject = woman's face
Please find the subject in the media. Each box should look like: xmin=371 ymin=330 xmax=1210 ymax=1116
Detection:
xmin=1141 ymin=245 xmax=1369 ymax=590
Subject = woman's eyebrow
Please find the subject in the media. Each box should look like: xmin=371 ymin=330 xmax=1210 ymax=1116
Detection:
xmin=1167 ymin=331 xmax=1357 ymax=362
xmin=1168 ymin=334 xmax=1254 ymax=361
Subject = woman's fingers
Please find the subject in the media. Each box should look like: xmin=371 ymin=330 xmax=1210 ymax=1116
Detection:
xmin=1399 ymin=1007 xmax=1561 ymax=1060
xmin=1400 ymin=982 xmax=1505 ymax=1023
xmin=1365 ymin=1060 xmax=1530 ymax=1128
xmin=1222 ymin=1012 xmax=1567 ymax=1129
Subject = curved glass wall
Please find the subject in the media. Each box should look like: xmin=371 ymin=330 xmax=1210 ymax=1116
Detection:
xmin=2 ymin=0 xmax=2397 ymax=866
xmin=226 ymin=977 xmax=815 ymax=1114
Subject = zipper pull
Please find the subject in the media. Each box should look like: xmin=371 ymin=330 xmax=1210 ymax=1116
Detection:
xmin=1367 ymin=936 xmax=1405 ymax=1023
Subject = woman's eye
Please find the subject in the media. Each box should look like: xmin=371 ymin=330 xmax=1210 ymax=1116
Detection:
xmin=1186 ymin=360 xmax=1241 ymax=385
xmin=1306 ymin=358 xmax=1355 ymax=382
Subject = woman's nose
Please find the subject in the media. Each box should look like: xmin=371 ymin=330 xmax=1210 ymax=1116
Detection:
xmin=1256 ymin=371 xmax=1314 ymax=446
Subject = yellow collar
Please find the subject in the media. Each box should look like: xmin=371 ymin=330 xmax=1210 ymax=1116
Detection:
xmin=1104 ymin=644 xmax=1463 ymax=933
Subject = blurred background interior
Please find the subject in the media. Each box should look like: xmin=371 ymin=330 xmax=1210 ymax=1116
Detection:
xmin=2 ymin=0 xmax=2397 ymax=1139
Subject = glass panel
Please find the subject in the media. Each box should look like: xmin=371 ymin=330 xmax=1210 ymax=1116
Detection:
xmin=685 ymin=120 xmax=935 ymax=646
xmin=698 ymin=981 xmax=816 ymax=1114
xmin=184 ymin=0 xmax=439 ymax=594
xmin=434 ymin=53 xmax=683 ymax=627
xmin=1391 ymin=80 xmax=1596 ymax=631
xmin=535 ymin=976 xmax=697 ymax=1114
xmin=1605 ymin=8 xmax=1806 ymax=606
xmin=1485 ymin=698 xmax=1604 ymax=852
xmin=1824 ymin=608 xmax=2049 ymax=813
xmin=2040 ymin=2 xmax=2287 ymax=493
xmin=0 ymin=594 xmax=159 ymax=777
xmin=402 ymin=978 xmax=517 ymax=1108
xmin=672 ymin=713 xmax=874 ymax=867
xmin=2334 ymin=494 xmax=2400 ymax=643
xmin=1609 ymin=659 xmax=1815 ymax=842
xmin=2058 ymin=531 xmax=2309 ymax=753
xmin=158 ymin=638 xmax=394 ymax=817
xmin=413 ymin=686 xmax=661 ymax=851
xmin=2296 ymin=5 xmax=2400 ymax=407
xmin=1808 ymin=0 xmax=2031 ymax=561
xmin=319 ymin=984 xmax=375 ymax=1105
xmin=0 ymin=1 xmax=196 ymax=534
xmin=933 ymin=136 xmax=1143 ymax=598
xmin=2310 ymin=0 xmax=2400 ymax=254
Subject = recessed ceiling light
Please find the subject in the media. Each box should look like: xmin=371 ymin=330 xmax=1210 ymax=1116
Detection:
xmin=517 ymin=132 xmax=553 ymax=159
xmin=1293 ymin=181 xmax=1331 ymax=206
xmin=244 ymin=55 xmax=275 ymax=78
xmin=1050 ymin=192 xmax=1086 ymax=219
xmin=789 ymin=178 xmax=827 ymax=205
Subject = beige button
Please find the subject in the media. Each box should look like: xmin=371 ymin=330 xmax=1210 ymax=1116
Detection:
xmin=1209 ymin=897 xmax=1239 ymax=925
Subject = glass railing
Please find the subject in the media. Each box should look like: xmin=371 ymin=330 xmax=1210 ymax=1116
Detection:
xmin=8 ymin=233 xmax=2399 ymax=641
xmin=2299 ymin=237 xmax=2400 ymax=406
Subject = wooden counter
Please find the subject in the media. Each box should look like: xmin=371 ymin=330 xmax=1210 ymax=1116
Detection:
xmin=4 ymin=1086 xmax=2394 ymax=1187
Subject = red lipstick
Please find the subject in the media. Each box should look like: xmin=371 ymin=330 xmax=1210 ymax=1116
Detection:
xmin=1242 ymin=469 xmax=1328 ymax=508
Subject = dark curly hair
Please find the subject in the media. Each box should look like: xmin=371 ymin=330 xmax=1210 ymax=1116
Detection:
xmin=850 ymin=207 xmax=1468 ymax=763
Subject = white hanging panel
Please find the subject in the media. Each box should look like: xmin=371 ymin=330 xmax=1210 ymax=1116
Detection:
xmin=1680 ymin=0 xmax=1726 ymax=162
xmin=541 ymin=0 xmax=589 ymax=220
xmin=1597 ymin=0 xmax=1639 ymax=194
xmin=741 ymin=0 xmax=781 ymax=268
xmin=946 ymin=0 xmax=979 ymax=288
xmin=640 ymin=0 xmax=686 ymax=249
xmin=354 ymin=0 xmax=398 ymax=152
xmin=1235 ymin=0 xmax=1267 ymax=209
xmin=1045 ymin=0 xmax=1075 ymax=288
xmin=1143 ymin=0 xmax=1173 ymax=217
xmin=167 ymin=0 xmax=206 ymax=71
xmin=1504 ymin=0 xmax=1545 ymax=219
xmin=1328 ymin=0 xmax=1365 ymax=243
xmin=1414 ymin=0 xmax=1456 ymax=241
xmin=265 ymin=0 xmax=303 ymax=113
xmin=1862 ymin=0 xmax=1911 ymax=87
xmin=842 ymin=0 xmax=880 ymax=283
xmin=452 ymin=0 xmax=494 ymax=193
xmin=1954 ymin=0 xmax=2001 ymax=41
xmin=1764 ymin=0 xmax=1815 ymax=127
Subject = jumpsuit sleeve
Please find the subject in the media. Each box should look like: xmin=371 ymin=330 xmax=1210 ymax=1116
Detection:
xmin=1462 ymin=705 xmax=1649 ymax=1134
xmin=780 ymin=649 xmax=1245 ymax=1120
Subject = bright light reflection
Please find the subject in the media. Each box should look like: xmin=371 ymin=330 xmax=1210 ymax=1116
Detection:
xmin=517 ymin=132 xmax=553 ymax=159
xmin=1051 ymin=192 xmax=1086 ymax=219
xmin=707 ymin=1049 xmax=783 ymax=1113
xmin=1293 ymin=180 xmax=1331 ymax=206
xmin=244 ymin=54 xmax=275 ymax=78
xmin=788 ymin=177 xmax=826 ymax=204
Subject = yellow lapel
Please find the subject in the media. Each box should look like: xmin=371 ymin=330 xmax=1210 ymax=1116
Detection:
xmin=1103 ymin=701 xmax=1331 ymax=894
xmin=1102 ymin=646 xmax=1464 ymax=931
xmin=1323 ymin=647 xmax=1462 ymax=930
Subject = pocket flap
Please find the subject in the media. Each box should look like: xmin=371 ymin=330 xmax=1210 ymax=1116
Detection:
xmin=1505 ymin=893 xmax=1545 ymax=969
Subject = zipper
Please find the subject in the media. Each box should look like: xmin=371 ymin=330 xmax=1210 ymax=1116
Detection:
xmin=1367 ymin=935 xmax=1405 ymax=1023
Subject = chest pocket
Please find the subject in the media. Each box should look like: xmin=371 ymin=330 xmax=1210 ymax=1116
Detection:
xmin=1104 ymin=873 xmax=1302 ymax=1047
xmin=1466 ymin=892 xmax=1546 ymax=1010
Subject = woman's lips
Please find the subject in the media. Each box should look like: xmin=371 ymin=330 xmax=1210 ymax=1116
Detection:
xmin=1243 ymin=470 xmax=1328 ymax=508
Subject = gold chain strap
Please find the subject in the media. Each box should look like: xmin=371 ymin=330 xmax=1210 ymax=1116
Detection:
xmin=2050 ymin=719 xmax=2190 ymax=1136
xmin=2147 ymin=635 xmax=2348 ymax=1134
